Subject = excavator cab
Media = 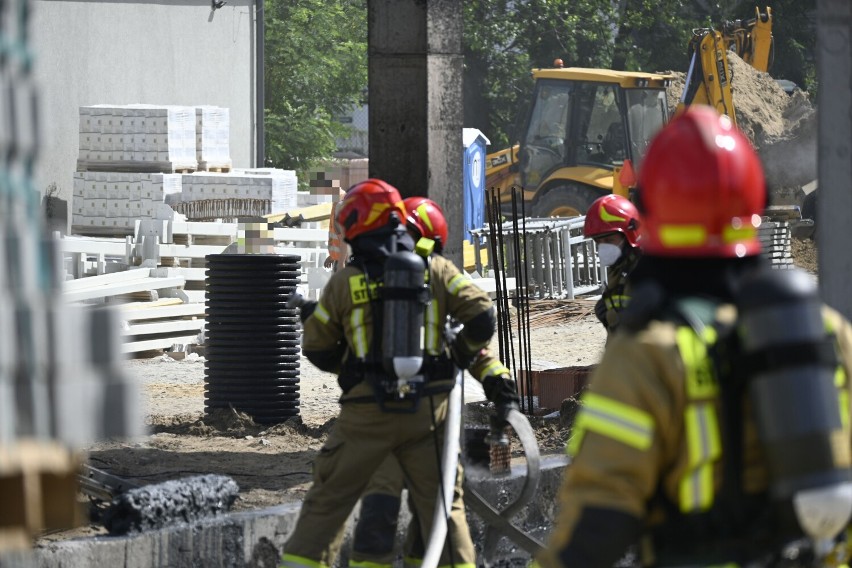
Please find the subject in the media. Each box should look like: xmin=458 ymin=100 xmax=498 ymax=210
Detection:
xmin=485 ymin=67 xmax=672 ymax=218
xmin=515 ymin=74 xmax=668 ymax=216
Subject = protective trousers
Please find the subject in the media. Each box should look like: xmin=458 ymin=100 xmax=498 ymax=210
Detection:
xmin=280 ymin=393 xmax=476 ymax=568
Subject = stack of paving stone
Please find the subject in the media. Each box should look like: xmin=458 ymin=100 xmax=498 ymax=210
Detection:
xmin=758 ymin=219 xmax=794 ymax=269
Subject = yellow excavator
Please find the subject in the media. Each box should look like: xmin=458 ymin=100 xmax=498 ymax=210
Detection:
xmin=485 ymin=7 xmax=774 ymax=218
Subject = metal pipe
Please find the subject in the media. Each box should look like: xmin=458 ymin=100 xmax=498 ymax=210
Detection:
xmin=255 ymin=0 xmax=265 ymax=167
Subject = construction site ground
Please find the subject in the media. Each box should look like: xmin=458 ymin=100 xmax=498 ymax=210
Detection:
xmin=35 ymin=240 xmax=818 ymax=547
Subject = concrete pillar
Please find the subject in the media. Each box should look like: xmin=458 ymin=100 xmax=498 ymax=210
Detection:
xmin=368 ymin=0 xmax=464 ymax=266
xmin=817 ymin=0 xmax=852 ymax=319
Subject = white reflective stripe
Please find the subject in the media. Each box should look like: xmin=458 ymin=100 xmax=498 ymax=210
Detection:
xmin=447 ymin=274 xmax=468 ymax=295
xmin=314 ymin=303 xmax=330 ymax=324
xmin=351 ymin=307 xmax=368 ymax=358
xmin=425 ymin=301 xmax=440 ymax=354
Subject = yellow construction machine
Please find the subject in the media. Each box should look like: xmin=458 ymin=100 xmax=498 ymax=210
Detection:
xmin=485 ymin=7 xmax=774 ymax=218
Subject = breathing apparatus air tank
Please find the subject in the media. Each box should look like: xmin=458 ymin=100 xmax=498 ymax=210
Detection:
xmin=381 ymin=249 xmax=429 ymax=392
xmin=736 ymin=268 xmax=852 ymax=543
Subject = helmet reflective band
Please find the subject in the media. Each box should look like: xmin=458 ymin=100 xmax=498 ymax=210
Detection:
xmin=637 ymin=106 xmax=766 ymax=258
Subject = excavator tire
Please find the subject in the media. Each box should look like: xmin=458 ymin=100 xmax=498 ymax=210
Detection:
xmin=531 ymin=183 xmax=606 ymax=218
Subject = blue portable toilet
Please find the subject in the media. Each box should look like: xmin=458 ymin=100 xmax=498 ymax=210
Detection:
xmin=462 ymin=128 xmax=490 ymax=242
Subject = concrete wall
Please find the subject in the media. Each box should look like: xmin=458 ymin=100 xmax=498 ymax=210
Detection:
xmin=30 ymin=0 xmax=258 ymax=227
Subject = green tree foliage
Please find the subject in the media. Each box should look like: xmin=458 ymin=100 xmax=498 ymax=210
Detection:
xmin=264 ymin=0 xmax=367 ymax=170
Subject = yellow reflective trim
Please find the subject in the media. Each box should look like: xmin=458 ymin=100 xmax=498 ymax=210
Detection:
xmin=416 ymin=203 xmax=435 ymax=232
xmin=680 ymin=403 xmax=721 ymax=512
xmin=658 ymin=224 xmax=707 ymax=247
xmin=566 ymin=427 xmax=586 ymax=457
xmin=481 ymin=360 xmax=510 ymax=379
xmin=570 ymin=392 xmax=654 ymax=451
xmin=839 ymin=389 xmax=850 ymax=430
xmin=425 ymin=300 xmax=440 ymax=354
xmin=363 ymin=202 xmax=391 ymax=227
xmin=836 ymin=365 xmax=847 ymax=388
xmin=599 ymin=203 xmax=626 ymax=223
xmin=676 ymin=327 xmax=718 ymax=399
xmin=350 ymin=562 xmax=393 ymax=568
xmin=313 ymin=303 xmax=330 ymax=324
xmin=722 ymin=224 xmax=756 ymax=244
xmin=447 ymin=273 xmax=469 ymax=295
xmin=351 ymin=307 xmax=368 ymax=358
xmin=349 ymin=274 xmax=380 ymax=305
xmin=280 ymin=553 xmax=328 ymax=568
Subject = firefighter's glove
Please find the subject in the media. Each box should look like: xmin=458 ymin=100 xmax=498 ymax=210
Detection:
xmin=483 ymin=374 xmax=520 ymax=431
xmin=298 ymin=300 xmax=318 ymax=323
xmin=449 ymin=337 xmax=482 ymax=371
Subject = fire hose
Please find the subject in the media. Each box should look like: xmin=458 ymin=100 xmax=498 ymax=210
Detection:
xmin=464 ymin=408 xmax=544 ymax=565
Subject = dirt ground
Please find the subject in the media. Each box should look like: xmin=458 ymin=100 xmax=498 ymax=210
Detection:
xmin=43 ymin=240 xmax=818 ymax=543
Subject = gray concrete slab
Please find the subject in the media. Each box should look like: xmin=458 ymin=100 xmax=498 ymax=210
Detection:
xmin=7 ymin=457 xmax=567 ymax=568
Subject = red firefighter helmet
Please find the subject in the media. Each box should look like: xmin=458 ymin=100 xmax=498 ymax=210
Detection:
xmin=583 ymin=194 xmax=641 ymax=248
xmin=336 ymin=179 xmax=407 ymax=242
xmin=403 ymin=196 xmax=449 ymax=248
xmin=637 ymin=106 xmax=766 ymax=258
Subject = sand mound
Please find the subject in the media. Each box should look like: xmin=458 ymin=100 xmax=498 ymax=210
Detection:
xmin=664 ymin=51 xmax=816 ymax=199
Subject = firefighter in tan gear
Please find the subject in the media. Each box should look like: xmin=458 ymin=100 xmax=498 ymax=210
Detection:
xmin=280 ymin=179 xmax=519 ymax=568
xmin=537 ymin=107 xmax=852 ymax=568
xmin=583 ymin=194 xmax=641 ymax=336
xmin=349 ymin=196 xmax=515 ymax=568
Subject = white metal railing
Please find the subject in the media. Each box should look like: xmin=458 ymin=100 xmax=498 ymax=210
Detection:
xmin=470 ymin=215 xmax=606 ymax=300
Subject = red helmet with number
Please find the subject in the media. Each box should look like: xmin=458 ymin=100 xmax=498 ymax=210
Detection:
xmin=336 ymin=178 xmax=407 ymax=242
xmin=583 ymin=194 xmax=640 ymax=248
xmin=637 ymin=106 xmax=765 ymax=258
xmin=403 ymin=197 xmax=449 ymax=248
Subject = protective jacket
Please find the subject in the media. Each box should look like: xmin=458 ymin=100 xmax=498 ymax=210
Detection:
xmin=596 ymin=247 xmax=640 ymax=336
xmin=283 ymin=251 xmax=493 ymax=568
xmin=538 ymin=293 xmax=852 ymax=567
xmin=303 ymin=254 xmax=493 ymax=403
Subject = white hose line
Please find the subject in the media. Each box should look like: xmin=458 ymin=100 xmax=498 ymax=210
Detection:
xmin=421 ymin=369 xmax=464 ymax=568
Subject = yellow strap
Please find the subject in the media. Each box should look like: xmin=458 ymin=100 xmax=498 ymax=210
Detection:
xmin=567 ymin=392 xmax=654 ymax=455
xmin=425 ymin=300 xmax=440 ymax=355
xmin=676 ymin=326 xmax=718 ymax=399
xmin=680 ymin=402 xmax=721 ymax=512
xmin=350 ymin=307 xmax=368 ymax=358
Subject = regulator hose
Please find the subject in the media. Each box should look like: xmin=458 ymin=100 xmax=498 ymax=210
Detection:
xmin=420 ymin=368 xmax=464 ymax=568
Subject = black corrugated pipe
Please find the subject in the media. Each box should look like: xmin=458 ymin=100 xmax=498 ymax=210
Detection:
xmin=255 ymin=0 xmax=265 ymax=166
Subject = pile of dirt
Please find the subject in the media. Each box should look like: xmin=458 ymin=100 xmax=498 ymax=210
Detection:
xmin=664 ymin=52 xmax=817 ymax=202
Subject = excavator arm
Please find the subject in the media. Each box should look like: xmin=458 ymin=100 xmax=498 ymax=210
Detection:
xmin=676 ymin=6 xmax=773 ymax=125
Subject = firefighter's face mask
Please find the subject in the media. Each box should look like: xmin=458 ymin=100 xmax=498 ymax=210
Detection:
xmin=597 ymin=243 xmax=622 ymax=267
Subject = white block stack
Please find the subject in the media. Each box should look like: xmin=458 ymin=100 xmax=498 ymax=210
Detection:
xmin=72 ymin=172 xmax=183 ymax=233
xmin=196 ymin=106 xmax=232 ymax=171
xmin=78 ymin=105 xmax=198 ymax=172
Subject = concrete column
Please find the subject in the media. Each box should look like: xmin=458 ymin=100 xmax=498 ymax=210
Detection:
xmin=368 ymin=0 xmax=464 ymax=266
xmin=817 ymin=0 xmax=852 ymax=319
